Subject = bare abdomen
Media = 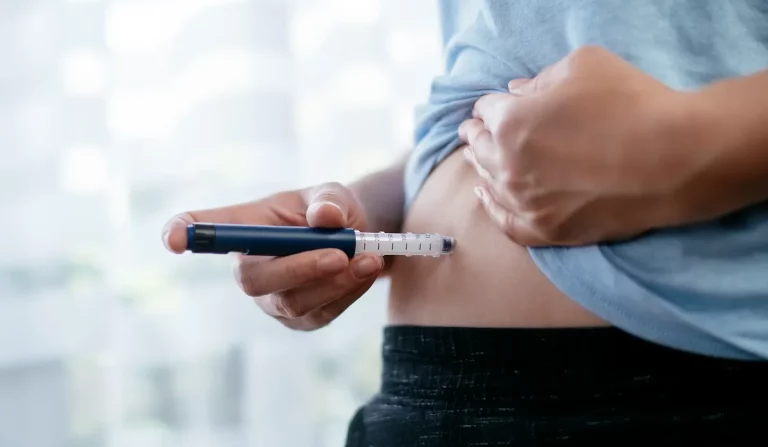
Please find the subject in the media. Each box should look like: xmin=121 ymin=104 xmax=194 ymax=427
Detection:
xmin=387 ymin=147 xmax=608 ymax=328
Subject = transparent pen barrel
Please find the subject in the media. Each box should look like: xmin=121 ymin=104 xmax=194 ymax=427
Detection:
xmin=354 ymin=231 xmax=454 ymax=257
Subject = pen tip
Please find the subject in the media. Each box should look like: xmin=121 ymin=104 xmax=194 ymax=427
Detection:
xmin=442 ymin=237 xmax=455 ymax=254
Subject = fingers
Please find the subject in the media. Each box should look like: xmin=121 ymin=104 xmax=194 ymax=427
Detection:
xmin=459 ymin=117 xmax=500 ymax=181
xmin=515 ymin=57 xmax=569 ymax=94
xmin=473 ymin=185 xmax=546 ymax=247
xmin=248 ymin=254 xmax=383 ymax=330
xmin=263 ymin=255 xmax=381 ymax=320
xmin=302 ymin=182 xmax=356 ymax=228
xmin=234 ymin=248 xmax=351 ymax=298
xmin=236 ymin=251 xmax=382 ymax=314
xmin=458 ymin=118 xmax=492 ymax=151
xmin=470 ymin=93 xmax=511 ymax=131
xmin=278 ymin=274 xmax=378 ymax=331
xmin=161 ymin=180 xmax=361 ymax=256
xmin=162 ymin=213 xmax=194 ymax=253
xmin=462 ymin=135 xmax=499 ymax=183
xmin=462 ymin=146 xmax=495 ymax=183
xmin=508 ymin=78 xmax=532 ymax=94
xmin=160 ymin=195 xmax=303 ymax=254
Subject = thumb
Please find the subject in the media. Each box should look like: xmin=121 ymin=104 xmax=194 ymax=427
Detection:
xmin=161 ymin=213 xmax=195 ymax=254
xmin=511 ymin=58 xmax=569 ymax=96
xmin=508 ymin=78 xmax=532 ymax=94
xmin=303 ymin=182 xmax=356 ymax=228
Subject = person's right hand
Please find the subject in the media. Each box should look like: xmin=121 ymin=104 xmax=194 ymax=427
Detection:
xmin=161 ymin=182 xmax=385 ymax=331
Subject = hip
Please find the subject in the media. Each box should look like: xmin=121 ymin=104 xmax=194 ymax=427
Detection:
xmin=346 ymin=325 xmax=768 ymax=447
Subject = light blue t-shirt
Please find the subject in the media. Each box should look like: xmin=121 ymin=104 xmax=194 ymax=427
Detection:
xmin=405 ymin=0 xmax=768 ymax=360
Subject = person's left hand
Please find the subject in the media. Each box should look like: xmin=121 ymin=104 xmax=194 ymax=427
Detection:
xmin=458 ymin=45 xmax=706 ymax=246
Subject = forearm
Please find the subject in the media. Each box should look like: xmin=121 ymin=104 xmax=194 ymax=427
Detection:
xmin=670 ymin=69 xmax=768 ymax=224
xmin=348 ymin=150 xmax=410 ymax=234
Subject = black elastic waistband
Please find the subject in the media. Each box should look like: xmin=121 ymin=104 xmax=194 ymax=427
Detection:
xmin=379 ymin=326 xmax=768 ymax=405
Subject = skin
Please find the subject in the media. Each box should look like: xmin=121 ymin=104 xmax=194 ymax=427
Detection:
xmin=386 ymin=147 xmax=606 ymax=327
xmin=163 ymin=45 xmax=768 ymax=330
xmin=161 ymin=160 xmax=408 ymax=331
xmin=459 ymin=46 xmax=768 ymax=247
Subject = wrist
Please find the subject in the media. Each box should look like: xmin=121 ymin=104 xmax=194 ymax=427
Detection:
xmin=347 ymin=162 xmax=408 ymax=277
xmin=660 ymin=83 xmax=761 ymax=226
xmin=347 ymin=152 xmax=410 ymax=233
xmin=348 ymin=179 xmax=403 ymax=233
xmin=629 ymin=90 xmax=706 ymax=228
xmin=347 ymin=181 xmax=377 ymax=232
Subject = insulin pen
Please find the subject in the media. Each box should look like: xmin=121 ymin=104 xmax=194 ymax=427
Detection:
xmin=186 ymin=223 xmax=455 ymax=258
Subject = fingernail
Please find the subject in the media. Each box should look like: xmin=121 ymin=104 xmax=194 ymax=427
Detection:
xmin=508 ymin=78 xmax=531 ymax=93
xmin=318 ymin=252 xmax=347 ymax=274
xmin=352 ymin=256 xmax=382 ymax=279
xmin=161 ymin=228 xmax=170 ymax=249
xmin=474 ymin=186 xmax=485 ymax=201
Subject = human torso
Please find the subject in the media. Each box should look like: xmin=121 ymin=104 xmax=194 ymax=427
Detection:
xmin=388 ymin=147 xmax=607 ymax=327
xmin=390 ymin=0 xmax=768 ymax=359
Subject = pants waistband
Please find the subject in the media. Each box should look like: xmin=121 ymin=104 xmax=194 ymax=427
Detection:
xmin=379 ymin=325 xmax=768 ymax=404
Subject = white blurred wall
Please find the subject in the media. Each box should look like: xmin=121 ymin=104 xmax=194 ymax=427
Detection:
xmin=0 ymin=0 xmax=442 ymax=446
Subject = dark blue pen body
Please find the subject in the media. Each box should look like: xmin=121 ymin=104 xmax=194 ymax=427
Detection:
xmin=187 ymin=223 xmax=357 ymax=258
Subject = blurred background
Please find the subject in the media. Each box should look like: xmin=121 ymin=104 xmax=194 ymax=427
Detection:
xmin=0 ymin=0 xmax=442 ymax=445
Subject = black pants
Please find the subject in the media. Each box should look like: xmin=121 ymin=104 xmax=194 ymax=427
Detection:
xmin=345 ymin=326 xmax=768 ymax=446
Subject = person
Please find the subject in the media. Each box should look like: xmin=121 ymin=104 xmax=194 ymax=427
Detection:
xmin=162 ymin=1 xmax=768 ymax=445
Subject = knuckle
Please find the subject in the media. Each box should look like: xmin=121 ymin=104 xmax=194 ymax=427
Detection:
xmin=314 ymin=192 xmax=341 ymax=206
xmin=494 ymin=116 xmax=521 ymax=146
xmin=492 ymin=122 xmax=509 ymax=141
xmin=500 ymin=99 xmax=518 ymax=117
xmin=489 ymin=114 xmax=510 ymax=136
xmin=271 ymin=291 xmax=305 ymax=319
xmin=313 ymin=182 xmax=347 ymax=203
